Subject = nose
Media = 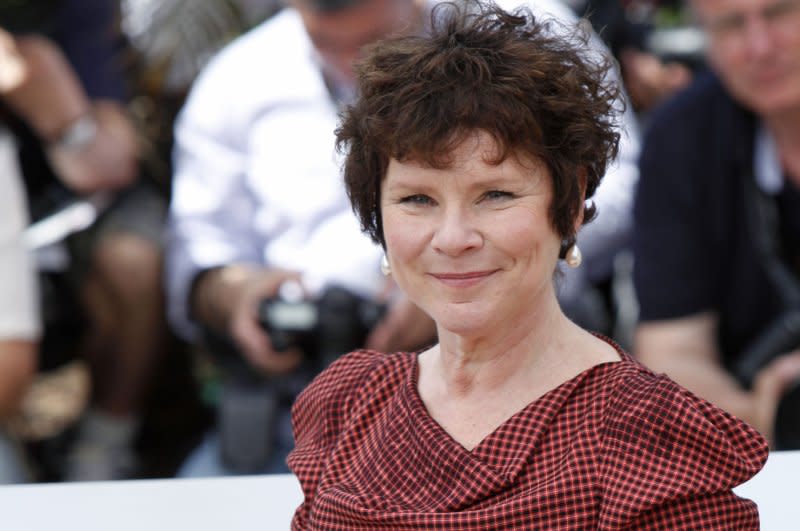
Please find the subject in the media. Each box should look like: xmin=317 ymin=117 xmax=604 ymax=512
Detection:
xmin=743 ymin=16 xmax=776 ymax=60
xmin=430 ymin=206 xmax=483 ymax=257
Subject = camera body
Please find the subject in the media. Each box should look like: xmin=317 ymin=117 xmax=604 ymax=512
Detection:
xmin=257 ymin=284 xmax=386 ymax=366
xmin=216 ymin=284 xmax=385 ymax=472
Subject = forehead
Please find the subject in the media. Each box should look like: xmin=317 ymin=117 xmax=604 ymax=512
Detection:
xmin=692 ymin=0 xmax=781 ymax=19
xmin=400 ymin=127 xmax=542 ymax=171
xmin=387 ymin=131 xmax=544 ymax=182
xmin=298 ymin=0 xmax=414 ymax=46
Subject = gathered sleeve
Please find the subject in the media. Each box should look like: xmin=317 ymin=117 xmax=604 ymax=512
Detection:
xmin=598 ymin=373 xmax=768 ymax=529
xmin=287 ymin=350 xmax=382 ymax=529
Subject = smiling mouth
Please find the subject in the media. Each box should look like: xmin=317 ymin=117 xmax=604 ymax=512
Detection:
xmin=431 ymin=270 xmax=498 ymax=287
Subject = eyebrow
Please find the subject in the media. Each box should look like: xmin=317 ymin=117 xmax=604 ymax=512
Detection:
xmin=706 ymin=0 xmax=800 ymax=30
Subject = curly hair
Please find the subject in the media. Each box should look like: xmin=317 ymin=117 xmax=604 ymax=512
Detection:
xmin=336 ymin=0 xmax=621 ymax=252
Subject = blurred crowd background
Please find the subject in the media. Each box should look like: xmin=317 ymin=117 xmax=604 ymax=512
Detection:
xmin=2 ymin=0 xmax=794 ymax=485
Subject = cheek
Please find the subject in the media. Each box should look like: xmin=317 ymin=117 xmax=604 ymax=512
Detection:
xmin=498 ymin=209 xmax=559 ymax=259
xmin=382 ymin=209 xmax=428 ymax=263
xmin=706 ymin=46 xmax=746 ymax=88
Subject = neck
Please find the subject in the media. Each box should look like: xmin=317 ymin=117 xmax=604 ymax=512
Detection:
xmin=432 ymin=288 xmax=575 ymax=398
xmin=765 ymin=108 xmax=800 ymax=148
xmin=764 ymin=109 xmax=800 ymax=186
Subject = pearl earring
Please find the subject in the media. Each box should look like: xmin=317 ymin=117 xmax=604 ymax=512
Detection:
xmin=565 ymin=244 xmax=582 ymax=268
xmin=380 ymin=254 xmax=391 ymax=276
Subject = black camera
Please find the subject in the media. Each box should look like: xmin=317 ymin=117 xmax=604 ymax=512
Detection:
xmin=257 ymin=283 xmax=386 ymax=366
xmin=734 ymin=309 xmax=800 ymax=450
xmin=215 ymin=284 xmax=386 ymax=473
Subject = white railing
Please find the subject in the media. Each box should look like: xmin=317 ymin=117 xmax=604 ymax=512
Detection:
xmin=1 ymin=451 xmax=796 ymax=530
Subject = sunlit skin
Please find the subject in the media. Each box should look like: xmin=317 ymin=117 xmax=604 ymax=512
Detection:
xmin=293 ymin=0 xmax=425 ymax=88
xmin=380 ymin=131 xmax=618 ymax=448
xmin=381 ymin=133 xmax=563 ymax=347
xmin=693 ymin=0 xmax=800 ymax=119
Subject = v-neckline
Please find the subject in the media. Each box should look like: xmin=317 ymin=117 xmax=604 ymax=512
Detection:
xmin=400 ymin=342 xmax=627 ymax=480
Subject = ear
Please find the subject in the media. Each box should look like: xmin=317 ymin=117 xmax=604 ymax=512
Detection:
xmin=573 ymin=167 xmax=588 ymax=233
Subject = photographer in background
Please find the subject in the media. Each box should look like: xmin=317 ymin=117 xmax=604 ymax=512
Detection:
xmin=167 ymin=0 xmax=438 ymax=477
xmin=168 ymin=0 xmax=641 ymax=477
xmin=0 ymin=126 xmax=38 ymax=483
xmin=0 ymin=0 xmax=168 ymax=480
xmin=633 ymin=0 xmax=800 ymax=447
xmin=567 ymin=0 xmax=693 ymax=113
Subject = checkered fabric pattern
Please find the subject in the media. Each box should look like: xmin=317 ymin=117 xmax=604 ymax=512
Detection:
xmin=288 ymin=343 xmax=768 ymax=529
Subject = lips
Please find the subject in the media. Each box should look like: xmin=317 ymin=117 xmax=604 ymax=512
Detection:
xmin=430 ymin=270 xmax=498 ymax=288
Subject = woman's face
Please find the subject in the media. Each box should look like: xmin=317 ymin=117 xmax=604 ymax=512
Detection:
xmin=380 ymin=131 xmax=563 ymax=338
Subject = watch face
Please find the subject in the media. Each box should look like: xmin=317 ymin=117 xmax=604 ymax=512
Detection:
xmin=57 ymin=115 xmax=98 ymax=150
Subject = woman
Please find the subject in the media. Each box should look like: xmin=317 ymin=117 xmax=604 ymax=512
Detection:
xmin=287 ymin=2 xmax=768 ymax=528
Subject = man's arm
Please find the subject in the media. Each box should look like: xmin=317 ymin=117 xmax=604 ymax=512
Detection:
xmin=0 ymin=341 xmax=36 ymax=418
xmin=189 ymin=264 xmax=303 ymax=374
xmin=0 ymin=31 xmax=137 ymax=193
xmin=635 ymin=312 xmax=800 ymax=445
xmin=165 ymin=43 xmax=310 ymax=374
xmin=165 ymin=50 xmax=261 ymax=342
xmin=0 ymin=130 xmax=39 ymax=417
xmin=635 ymin=312 xmax=754 ymax=423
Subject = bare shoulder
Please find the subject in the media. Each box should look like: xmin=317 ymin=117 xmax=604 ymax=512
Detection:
xmin=573 ymin=325 xmax=623 ymax=367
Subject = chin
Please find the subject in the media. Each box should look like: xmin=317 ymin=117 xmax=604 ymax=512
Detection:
xmin=740 ymin=83 xmax=800 ymax=117
xmin=431 ymin=303 xmax=495 ymax=337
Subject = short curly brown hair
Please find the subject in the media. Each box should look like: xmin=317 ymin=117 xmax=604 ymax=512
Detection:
xmin=337 ymin=0 xmax=620 ymax=253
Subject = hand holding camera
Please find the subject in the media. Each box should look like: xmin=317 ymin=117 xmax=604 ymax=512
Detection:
xmin=258 ymin=281 xmax=386 ymax=367
xmin=734 ymin=310 xmax=800 ymax=448
xmin=215 ymin=278 xmax=385 ymax=472
xmin=748 ymin=349 xmax=800 ymax=449
xmin=192 ymin=265 xmax=304 ymax=374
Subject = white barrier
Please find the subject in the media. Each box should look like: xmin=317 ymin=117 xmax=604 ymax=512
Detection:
xmin=0 ymin=474 xmax=302 ymax=531
xmin=0 ymin=451 xmax=797 ymax=530
xmin=735 ymin=450 xmax=799 ymax=530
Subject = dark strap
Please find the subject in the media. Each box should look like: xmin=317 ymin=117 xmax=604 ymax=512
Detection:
xmin=743 ymin=173 xmax=800 ymax=307
xmin=733 ymin=171 xmax=800 ymax=385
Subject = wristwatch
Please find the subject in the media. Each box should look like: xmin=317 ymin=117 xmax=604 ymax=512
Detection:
xmin=52 ymin=113 xmax=98 ymax=151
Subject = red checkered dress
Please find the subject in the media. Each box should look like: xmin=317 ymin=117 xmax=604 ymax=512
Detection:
xmin=288 ymin=343 xmax=768 ymax=529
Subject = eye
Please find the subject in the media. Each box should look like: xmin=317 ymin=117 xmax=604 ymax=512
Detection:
xmin=481 ymin=190 xmax=514 ymax=201
xmin=764 ymin=0 xmax=800 ymax=21
xmin=708 ymin=13 xmax=745 ymax=37
xmin=399 ymin=194 xmax=435 ymax=206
